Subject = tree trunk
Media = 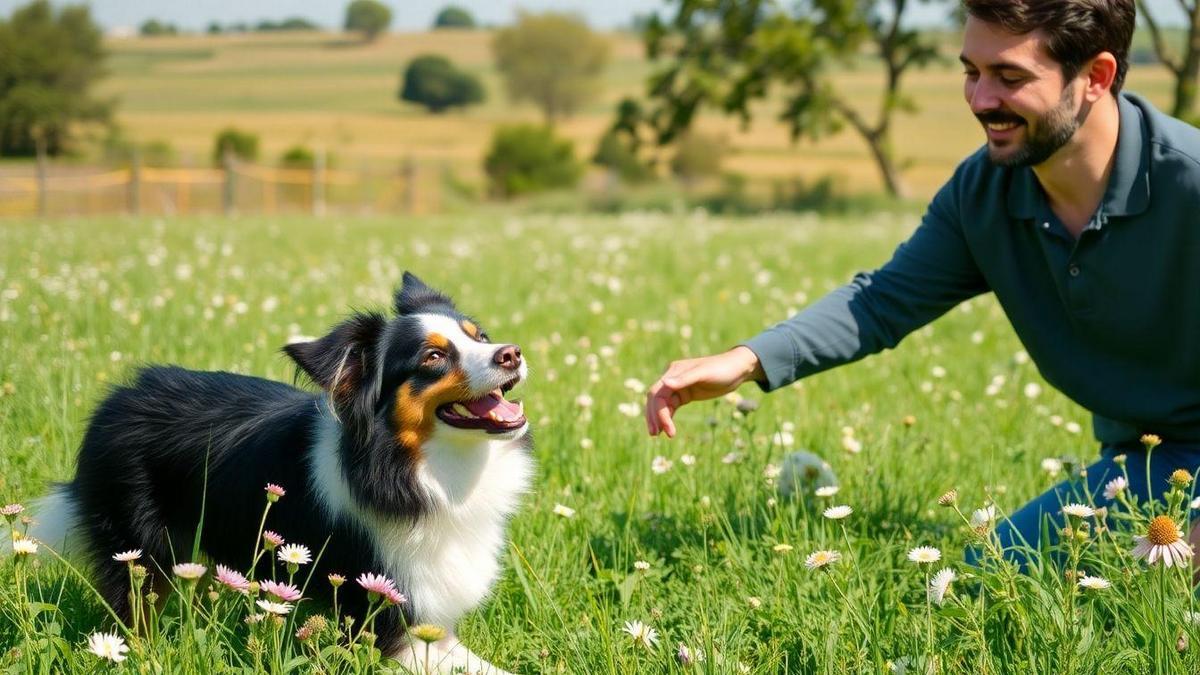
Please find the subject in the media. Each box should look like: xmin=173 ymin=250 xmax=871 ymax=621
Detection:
xmin=864 ymin=132 xmax=905 ymax=199
xmin=1175 ymin=5 xmax=1200 ymax=120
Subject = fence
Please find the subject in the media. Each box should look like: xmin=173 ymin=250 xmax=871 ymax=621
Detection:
xmin=0 ymin=152 xmax=438 ymax=218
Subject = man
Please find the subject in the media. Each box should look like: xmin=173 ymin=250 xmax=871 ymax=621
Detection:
xmin=645 ymin=0 xmax=1200 ymax=565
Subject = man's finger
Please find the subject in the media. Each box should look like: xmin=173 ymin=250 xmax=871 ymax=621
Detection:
xmin=645 ymin=379 xmax=671 ymax=436
xmin=655 ymin=394 xmax=677 ymax=438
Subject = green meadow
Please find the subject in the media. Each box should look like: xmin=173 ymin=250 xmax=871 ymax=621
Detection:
xmin=2 ymin=213 xmax=1196 ymax=672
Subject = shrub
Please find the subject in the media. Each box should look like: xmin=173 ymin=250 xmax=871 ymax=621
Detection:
xmin=399 ymin=55 xmax=484 ymax=113
xmin=483 ymin=124 xmax=581 ymax=198
xmin=212 ymin=127 xmax=259 ymax=166
xmin=433 ymin=6 xmax=475 ymax=29
xmin=592 ymin=130 xmax=652 ymax=184
xmin=279 ymin=145 xmax=315 ymax=169
xmin=343 ymin=0 xmax=391 ymax=41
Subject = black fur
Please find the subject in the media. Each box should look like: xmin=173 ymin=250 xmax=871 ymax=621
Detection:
xmin=57 ymin=273 xmax=529 ymax=654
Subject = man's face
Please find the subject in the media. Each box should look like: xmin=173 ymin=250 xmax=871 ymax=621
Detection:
xmin=961 ymin=17 xmax=1086 ymax=167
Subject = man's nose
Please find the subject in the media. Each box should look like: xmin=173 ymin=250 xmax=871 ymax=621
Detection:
xmin=493 ymin=345 xmax=522 ymax=370
xmin=968 ymin=79 xmax=1001 ymax=115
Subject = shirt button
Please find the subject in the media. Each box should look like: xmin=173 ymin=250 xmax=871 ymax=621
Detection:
xmin=1068 ymin=265 xmax=1081 ymax=277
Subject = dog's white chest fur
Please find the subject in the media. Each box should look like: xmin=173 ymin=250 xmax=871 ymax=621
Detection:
xmin=310 ymin=412 xmax=532 ymax=627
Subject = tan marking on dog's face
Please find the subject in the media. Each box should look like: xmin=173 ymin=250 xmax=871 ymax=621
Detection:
xmin=392 ymin=369 xmax=471 ymax=451
xmin=460 ymin=320 xmax=480 ymax=340
xmin=427 ymin=333 xmax=451 ymax=350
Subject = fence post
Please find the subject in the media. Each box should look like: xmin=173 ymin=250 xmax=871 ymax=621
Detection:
xmin=313 ymin=148 xmax=326 ymax=217
xmin=129 ymin=149 xmax=142 ymax=216
xmin=402 ymin=157 xmax=416 ymax=214
xmin=35 ymin=137 xmax=48 ymax=218
xmin=222 ymin=146 xmax=236 ymax=217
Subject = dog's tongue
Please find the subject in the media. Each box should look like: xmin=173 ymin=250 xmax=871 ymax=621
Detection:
xmin=464 ymin=392 xmax=522 ymax=419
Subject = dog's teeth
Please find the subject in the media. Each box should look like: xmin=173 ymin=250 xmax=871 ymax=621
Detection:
xmin=517 ymin=401 xmax=524 ymax=415
xmin=488 ymin=411 xmax=500 ymax=421
xmin=453 ymin=403 xmax=473 ymax=418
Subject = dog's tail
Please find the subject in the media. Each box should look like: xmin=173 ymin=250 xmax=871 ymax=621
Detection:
xmin=15 ymin=484 xmax=84 ymax=559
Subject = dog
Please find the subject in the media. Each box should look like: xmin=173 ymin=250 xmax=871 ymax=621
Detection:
xmin=32 ymin=272 xmax=532 ymax=673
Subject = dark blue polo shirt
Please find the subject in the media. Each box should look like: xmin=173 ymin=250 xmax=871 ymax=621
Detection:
xmin=743 ymin=93 xmax=1200 ymax=445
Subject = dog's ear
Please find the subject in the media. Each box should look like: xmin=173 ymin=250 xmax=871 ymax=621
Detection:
xmin=394 ymin=271 xmax=454 ymax=315
xmin=284 ymin=313 xmax=386 ymax=406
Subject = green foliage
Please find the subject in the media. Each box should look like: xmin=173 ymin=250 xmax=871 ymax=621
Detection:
xmin=0 ymin=0 xmax=112 ymax=157
xmin=103 ymin=130 xmax=176 ymax=168
xmin=254 ymin=17 xmax=319 ymax=32
xmin=483 ymin=124 xmax=581 ymax=197
xmin=433 ymin=5 xmax=475 ymax=29
xmin=343 ymin=0 xmax=392 ymax=41
xmin=211 ymin=127 xmax=259 ymax=165
xmin=491 ymin=11 xmax=611 ymax=124
xmin=279 ymin=145 xmax=314 ymax=168
xmin=633 ymin=0 xmax=945 ymax=196
xmin=398 ymin=54 xmax=485 ymax=113
xmin=592 ymin=130 xmax=653 ymax=184
xmin=670 ymin=131 xmax=725 ymax=182
xmin=138 ymin=18 xmax=178 ymax=36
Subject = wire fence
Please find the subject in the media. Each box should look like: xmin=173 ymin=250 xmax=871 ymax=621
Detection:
xmin=0 ymin=153 xmax=439 ymax=218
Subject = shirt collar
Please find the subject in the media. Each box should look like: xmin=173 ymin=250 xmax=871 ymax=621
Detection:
xmin=1006 ymin=92 xmax=1150 ymax=221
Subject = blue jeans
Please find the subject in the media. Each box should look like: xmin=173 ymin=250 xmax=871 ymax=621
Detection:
xmin=966 ymin=441 xmax=1200 ymax=569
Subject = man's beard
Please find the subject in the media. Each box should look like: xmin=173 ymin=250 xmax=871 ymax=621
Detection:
xmin=978 ymin=86 xmax=1083 ymax=168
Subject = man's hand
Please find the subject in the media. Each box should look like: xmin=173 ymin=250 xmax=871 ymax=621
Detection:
xmin=645 ymin=346 xmax=765 ymax=438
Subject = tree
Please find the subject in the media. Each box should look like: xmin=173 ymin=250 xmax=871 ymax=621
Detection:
xmin=399 ymin=55 xmax=484 ymax=113
xmin=492 ymin=12 xmax=611 ymax=125
xmin=212 ymin=127 xmax=259 ymax=166
xmin=483 ymin=124 xmax=582 ymax=197
xmin=344 ymin=0 xmax=392 ymax=41
xmin=0 ymin=0 xmax=112 ymax=157
xmin=139 ymin=18 xmax=179 ymax=36
xmin=629 ymin=0 xmax=945 ymax=198
xmin=434 ymin=6 xmax=475 ymax=29
xmin=1137 ymin=1 xmax=1200 ymax=119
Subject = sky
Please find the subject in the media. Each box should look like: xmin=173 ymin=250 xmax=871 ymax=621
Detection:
xmin=0 ymin=0 xmax=1189 ymax=33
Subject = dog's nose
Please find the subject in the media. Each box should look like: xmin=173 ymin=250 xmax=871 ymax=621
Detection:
xmin=493 ymin=345 xmax=522 ymax=370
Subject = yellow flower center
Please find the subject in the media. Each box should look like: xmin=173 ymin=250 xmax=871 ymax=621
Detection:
xmin=1148 ymin=515 xmax=1180 ymax=546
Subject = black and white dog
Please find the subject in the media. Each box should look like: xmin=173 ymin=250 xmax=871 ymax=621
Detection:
xmin=33 ymin=273 xmax=532 ymax=673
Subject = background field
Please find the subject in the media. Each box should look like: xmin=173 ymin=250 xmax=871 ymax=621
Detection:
xmin=7 ymin=212 xmax=1179 ymax=673
xmin=92 ymin=29 xmax=1178 ymax=199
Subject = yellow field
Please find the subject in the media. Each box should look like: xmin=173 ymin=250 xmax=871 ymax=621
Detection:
xmin=99 ymin=29 xmax=1178 ymax=199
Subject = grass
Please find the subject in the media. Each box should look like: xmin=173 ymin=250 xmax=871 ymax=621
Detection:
xmin=1 ymin=212 xmax=1199 ymax=672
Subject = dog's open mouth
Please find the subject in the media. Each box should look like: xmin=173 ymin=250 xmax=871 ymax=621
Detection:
xmin=435 ymin=379 xmax=525 ymax=433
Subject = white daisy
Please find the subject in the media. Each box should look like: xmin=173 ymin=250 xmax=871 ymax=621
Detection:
xmin=112 ymin=549 xmax=142 ymax=562
xmin=815 ymin=485 xmax=840 ymax=498
xmin=86 ymin=632 xmax=129 ymax=663
xmin=1131 ymin=516 xmax=1194 ymax=568
xmin=256 ymin=599 xmax=293 ymax=615
xmin=907 ymin=546 xmax=941 ymax=564
xmin=927 ymin=567 xmax=956 ymax=606
xmin=633 ymin=560 xmax=650 ymax=571
xmin=1077 ymin=574 xmax=1111 ymax=590
xmin=622 ymin=620 xmax=659 ymax=649
xmin=1040 ymin=457 xmax=1062 ymax=477
xmin=1061 ymin=503 xmax=1095 ymax=519
xmin=804 ymin=549 xmax=841 ymax=570
xmin=11 ymin=538 xmax=37 ymax=555
xmin=679 ymin=454 xmax=696 ymax=466
xmin=173 ymin=562 xmax=207 ymax=580
xmin=553 ymin=503 xmax=576 ymax=518
xmin=651 ymin=456 xmax=673 ymax=474
xmin=823 ymin=505 xmax=853 ymax=520
xmin=1103 ymin=476 xmax=1127 ymax=500
xmin=970 ymin=505 xmax=996 ymax=530
xmin=277 ymin=543 xmax=312 ymax=566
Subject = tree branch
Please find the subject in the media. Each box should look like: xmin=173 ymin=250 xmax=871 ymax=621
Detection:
xmin=1139 ymin=0 xmax=1184 ymax=76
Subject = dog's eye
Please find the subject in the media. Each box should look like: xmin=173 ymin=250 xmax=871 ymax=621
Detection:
xmin=478 ymin=332 xmax=490 ymax=343
xmin=423 ymin=349 xmax=446 ymax=365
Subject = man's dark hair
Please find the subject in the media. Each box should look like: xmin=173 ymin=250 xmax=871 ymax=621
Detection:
xmin=962 ymin=0 xmax=1135 ymax=94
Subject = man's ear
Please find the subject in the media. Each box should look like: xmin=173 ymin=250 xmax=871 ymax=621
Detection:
xmin=394 ymin=271 xmax=455 ymax=315
xmin=283 ymin=313 xmax=386 ymax=401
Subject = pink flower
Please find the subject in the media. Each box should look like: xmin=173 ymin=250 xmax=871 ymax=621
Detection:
xmin=1 ymin=503 xmax=24 ymax=517
xmin=265 ymin=483 xmax=286 ymax=502
xmin=356 ymin=572 xmax=398 ymax=599
xmin=328 ymin=573 xmax=346 ymax=587
xmin=259 ymin=579 xmax=302 ymax=602
xmin=384 ymin=588 xmax=408 ymax=605
xmin=215 ymin=565 xmax=250 ymax=593
xmin=262 ymin=530 xmax=284 ymax=550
